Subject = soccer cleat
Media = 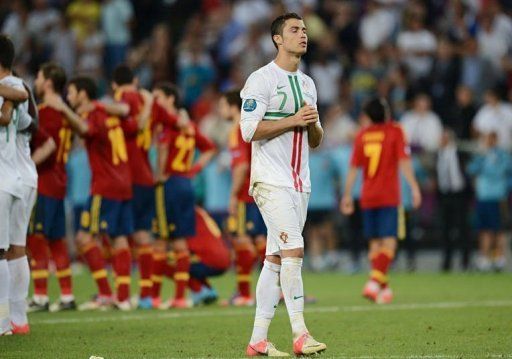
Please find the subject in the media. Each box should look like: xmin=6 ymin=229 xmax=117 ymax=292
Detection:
xmin=293 ymin=332 xmax=327 ymax=356
xmin=362 ymin=280 xmax=380 ymax=302
xmin=27 ymin=297 xmax=49 ymax=313
xmin=49 ymin=300 xmax=77 ymax=313
xmin=114 ymin=300 xmax=132 ymax=311
xmin=230 ymin=295 xmax=255 ymax=307
xmin=0 ymin=329 xmax=13 ymax=336
xmin=152 ymin=297 xmax=162 ymax=309
xmin=78 ymin=295 xmax=113 ymax=311
xmin=191 ymin=286 xmax=218 ymax=306
xmin=246 ymin=339 xmax=290 ymax=357
xmin=11 ymin=322 xmax=30 ymax=335
xmin=169 ymin=298 xmax=192 ymax=309
xmin=376 ymin=287 xmax=393 ymax=304
xmin=138 ymin=297 xmax=153 ymax=310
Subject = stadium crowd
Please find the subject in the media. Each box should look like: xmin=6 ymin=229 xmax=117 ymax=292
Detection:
xmin=1 ymin=0 xmax=512 ymax=279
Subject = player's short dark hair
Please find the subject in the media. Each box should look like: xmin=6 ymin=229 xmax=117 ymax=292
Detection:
xmin=112 ymin=64 xmax=134 ymax=86
xmin=363 ymin=97 xmax=388 ymax=123
xmin=270 ymin=13 xmax=303 ymax=49
xmin=222 ymin=89 xmax=242 ymax=109
xmin=40 ymin=62 xmax=67 ymax=93
xmin=0 ymin=34 xmax=15 ymax=70
xmin=68 ymin=76 xmax=97 ymax=100
xmin=154 ymin=82 xmax=181 ymax=107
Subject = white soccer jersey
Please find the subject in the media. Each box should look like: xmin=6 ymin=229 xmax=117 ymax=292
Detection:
xmin=240 ymin=61 xmax=319 ymax=193
xmin=0 ymin=76 xmax=28 ymax=198
xmin=1 ymin=76 xmax=36 ymax=189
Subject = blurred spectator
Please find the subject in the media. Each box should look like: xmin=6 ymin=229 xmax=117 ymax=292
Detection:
xmin=66 ymin=138 xmax=91 ymax=234
xmin=101 ymin=0 xmax=133 ymax=77
xmin=310 ymin=48 xmax=343 ymax=113
xmin=460 ymin=36 xmax=493 ymax=99
xmin=387 ymin=64 xmax=410 ymax=119
xmin=232 ymin=0 xmax=271 ymax=28
xmin=27 ymin=0 xmax=60 ymax=67
xmin=429 ymin=38 xmax=460 ymax=120
xmin=445 ymin=85 xmax=477 ymax=140
xmin=436 ymin=129 xmax=470 ymax=271
xmin=349 ymin=47 xmax=382 ymax=116
xmin=331 ymin=1 xmax=359 ymax=60
xmin=360 ymin=0 xmax=397 ymax=51
xmin=397 ymin=11 xmax=437 ymax=81
xmin=75 ymin=18 xmax=104 ymax=79
xmin=49 ymin=17 xmax=76 ymax=76
xmin=401 ymin=94 xmax=443 ymax=152
xmin=1 ymin=0 xmax=31 ymax=67
xmin=306 ymin=146 xmax=339 ymax=271
xmin=472 ymin=87 xmax=512 ymax=149
xmin=321 ymin=104 xmax=356 ymax=148
xmin=66 ymin=0 xmax=101 ymax=42
xmin=467 ymin=132 xmax=511 ymax=272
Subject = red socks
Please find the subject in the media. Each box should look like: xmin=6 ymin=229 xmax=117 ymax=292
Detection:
xmin=137 ymin=244 xmax=153 ymax=299
xmin=81 ymin=242 xmax=112 ymax=297
xmin=235 ymin=244 xmax=256 ymax=298
xmin=112 ymin=248 xmax=131 ymax=302
xmin=48 ymin=239 xmax=73 ymax=296
xmin=173 ymin=250 xmax=190 ymax=300
xmin=370 ymin=249 xmax=394 ymax=288
xmin=27 ymin=234 xmax=50 ymax=296
xmin=151 ymin=251 xmax=166 ymax=299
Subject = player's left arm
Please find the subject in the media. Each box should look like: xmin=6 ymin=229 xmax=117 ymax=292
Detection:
xmin=0 ymin=100 xmax=14 ymax=126
xmin=0 ymin=84 xmax=28 ymax=103
xmin=137 ymin=88 xmax=153 ymax=130
xmin=190 ymin=129 xmax=217 ymax=176
xmin=306 ymin=81 xmax=323 ymax=148
xmin=103 ymin=101 xmax=130 ymax=117
xmin=397 ymin=128 xmax=421 ymax=208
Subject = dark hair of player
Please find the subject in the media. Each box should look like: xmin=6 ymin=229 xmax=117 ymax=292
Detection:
xmin=363 ymin=97 xmax=388 ymax=124
xmin=69 ymin=76 xmax=97 ymax=100
xmin=154 ymin=82 xmax=181 ymax=108
xmin=270 ymin=13 xmax=303 ymax=49
xmin=112 ymin=64 xmax=134 ymax=86
xmin=40 ymin=62 xmax=67 ymax=94
xmin=222 ymin=89 xmax=242 ymax=109
xmin=0 ymin=34 xmax=15 ymax=70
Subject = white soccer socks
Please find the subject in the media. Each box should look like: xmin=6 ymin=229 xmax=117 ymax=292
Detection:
xmin=250 ymin=260 xmax=282 ymax=344
xmin=8 ymin=256 xmax=30 ymax=325
xmin=0 ymin=259 xmax=11 ymax=333
xmin=280 ymin=257 xmax=308 ymax=339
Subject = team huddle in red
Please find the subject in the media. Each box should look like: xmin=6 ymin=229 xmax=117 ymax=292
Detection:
xmin=26 ymin=62 xmax=264 ymax=315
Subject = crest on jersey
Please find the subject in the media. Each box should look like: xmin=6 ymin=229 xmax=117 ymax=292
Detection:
xmin=279 ymin=232 xmax=289 ymax=244
xmin=243 ymin=99 xmax=257 ymax=112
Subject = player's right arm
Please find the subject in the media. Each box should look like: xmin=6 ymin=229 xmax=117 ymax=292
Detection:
xmin=0 ymin=100 xmax=14 ymax=126
xmin=0 ymin=84 xmax=28 ymax=103
xmin=46 ymin=95 xmax=89 ymax=136
xmin=340 ymin=133 xmax=363 ymax=215
xmin=397 ymin=127 xmax=421 ymax=208
xmin=32 ymin=133 xmax=57 ymax=166
xmin=240 ymin=72 xmax=317 ymax=142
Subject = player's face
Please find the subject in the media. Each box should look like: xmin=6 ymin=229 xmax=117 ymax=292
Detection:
xmin=66 ymin=84 xmax=79 ymax=109
xmin=218 ymin=97 xmax=232 ymax=121
xmin=279 ymin=19 xmax=308 ymax=55
xmin=34 ymin=70 xmax=46 ymax=98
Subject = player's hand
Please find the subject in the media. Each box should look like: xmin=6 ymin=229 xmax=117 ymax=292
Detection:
xmin=340 ymin=195 xmax=354 ymax=215
xmin=177 ymin=109 xmax=191 ymax=128
xmin=412 ymin=185 xmax=422 ymax=209
xmin=228 ymin=195 xmax=237 ymax=216
xmin=140 ymin=88 xmax=153 ymax=105
xmin=45 ymin=94 xmax=66 ymax=112
xmin=290 ymin=102 xmax=318 ymax=128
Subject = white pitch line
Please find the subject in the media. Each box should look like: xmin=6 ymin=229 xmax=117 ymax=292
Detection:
xmin=29 ymin=300 xmax=512 ymax=326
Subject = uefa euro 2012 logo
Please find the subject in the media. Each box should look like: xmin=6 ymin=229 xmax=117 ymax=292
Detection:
xmin=243 ymin=99 xmax=257 ymax=112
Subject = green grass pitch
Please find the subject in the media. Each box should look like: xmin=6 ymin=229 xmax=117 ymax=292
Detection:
xmin=3 ymin=270 xmax=512 ymax=358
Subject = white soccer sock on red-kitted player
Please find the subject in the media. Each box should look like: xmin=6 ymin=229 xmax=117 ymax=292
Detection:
xmin=280 ymin=257 xmax=308 ymax=340
xmin=249 ymin=260 xmax=281 ymax=344
xmin=0 ymin=259 xmax=11 ymax=333
xmin=8 ymin=256 xmax=30 ymax=325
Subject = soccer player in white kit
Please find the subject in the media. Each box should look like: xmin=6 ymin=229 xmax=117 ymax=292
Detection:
xmin=241 ymin=13 xmax=326 ymax=356
xmin=0 ymin=34 xmax=34 ymax=336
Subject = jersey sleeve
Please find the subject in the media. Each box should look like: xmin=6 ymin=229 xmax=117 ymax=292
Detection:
xmin=240 ymin=71 xmax=270 ymax=142
xmin=195 ymin=128 xmax=216 ymax=152
xmin=395 ymin=126 xmax=410 ymax=159
xmin=350 ymin=133 xmax=364 ymax=167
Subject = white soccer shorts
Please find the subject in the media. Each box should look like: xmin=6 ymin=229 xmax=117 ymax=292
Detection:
xmin=252 ymin=182 xmax=310 ymax=256
xmin=10 ymin=185 xmax=36 ymax=247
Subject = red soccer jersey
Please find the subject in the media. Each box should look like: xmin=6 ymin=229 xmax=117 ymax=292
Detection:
xmin=187 ymin=207 xmax=230 ymax=270
xmin=115 ymin=89 xmax=154 ymax=186
xmin=34 ymin=105 xmax=72 ymax=199
xmin=351 ymin=122 xmax=410 ymax=209
xmin=159 ymin=122 xmax=216 ymax=178
xmin=82 ymin=102 xmax=132 ymax=200
xmin=228 ymin=122 xmax=253 ymax=203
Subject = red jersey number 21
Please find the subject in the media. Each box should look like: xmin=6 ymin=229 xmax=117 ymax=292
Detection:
xmin=364 ymin=142 xmax=382 ymax=178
